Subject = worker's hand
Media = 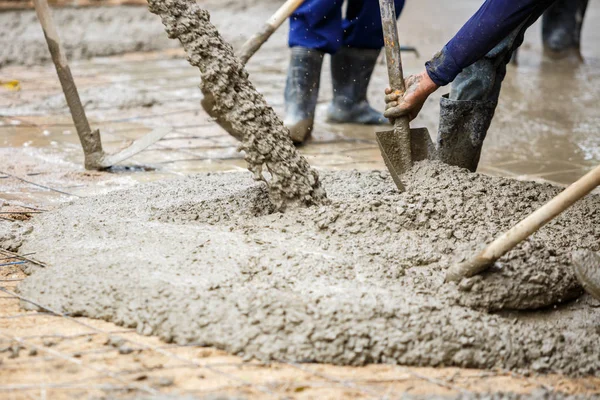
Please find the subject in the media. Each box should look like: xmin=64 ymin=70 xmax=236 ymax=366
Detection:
xmin=384 ymin=70 xmax=439 ymax=122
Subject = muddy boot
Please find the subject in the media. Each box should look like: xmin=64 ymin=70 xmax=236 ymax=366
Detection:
xmin=542 ymin=0 xmax=588 ymax=61
xmin=573 ymin=251 xmax=600 ymax=301
xmin=284 ymin=47 xmax=325 ymax=144
xmin=436 ymin=95 xmax=497 ymax=172
xmin=326 ymin=47 xmax=386 ymax=125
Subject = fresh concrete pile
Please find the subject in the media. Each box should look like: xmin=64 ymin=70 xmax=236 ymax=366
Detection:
xmin=10 ymin=161 xmax=600 ymax=375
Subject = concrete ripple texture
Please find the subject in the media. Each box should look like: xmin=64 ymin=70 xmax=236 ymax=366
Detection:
xmin=11 ymin=161 xmax=600 ymax=376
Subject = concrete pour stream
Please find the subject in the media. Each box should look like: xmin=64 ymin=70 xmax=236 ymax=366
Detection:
xmin=5 ymin=161 xmax=600 ymax=375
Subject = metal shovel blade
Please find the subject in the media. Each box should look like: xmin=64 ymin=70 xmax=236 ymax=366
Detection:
xmin=375 ymin=127 xmax=434 ymax=190
xmin=201 ymin=93 xmax=243 ymax=141
xmin=94 ymin=127 xmax=170 ymax=169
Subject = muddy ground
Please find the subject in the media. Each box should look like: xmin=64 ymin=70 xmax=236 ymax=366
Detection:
xmin=2 ymin=0 xmax=599 ymax=177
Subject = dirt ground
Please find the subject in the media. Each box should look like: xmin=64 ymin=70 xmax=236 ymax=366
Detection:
xmin=1 ymin=0 xmax=600 ymax=398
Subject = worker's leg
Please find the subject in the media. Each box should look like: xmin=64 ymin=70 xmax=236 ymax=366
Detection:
xmin=542 ymin=0 xmax=588 ymax=61
xmin=573 ymin=251 xmax=600 ymax=301
xmin=437 ymin=3 xmax=549 ymax=172
xmin=285 ymin=0 xmax=344 ymax=143
xmin=327 ymin=0 xmax=405 ymax=125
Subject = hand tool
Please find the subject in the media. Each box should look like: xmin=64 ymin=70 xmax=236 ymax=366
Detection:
xmin=33 ymin=0 xmax=169 ymax=170
xmin=201 ymin=0 xmax=305 ymax=140
xmin=376 ymin=0 xmax=434 ymax=191
xmin=446 ymin=164 xmax=600 ymax=282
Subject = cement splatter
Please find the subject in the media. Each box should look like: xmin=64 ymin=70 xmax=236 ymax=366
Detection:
xmin=11 ymin=161 xmax=600 ymax=375
xmin=147 ymin=0 xmax=326 ymax=210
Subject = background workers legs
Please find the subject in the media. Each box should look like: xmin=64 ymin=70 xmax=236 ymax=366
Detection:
xmin=284 ymin=0 xmax=405 ymax=144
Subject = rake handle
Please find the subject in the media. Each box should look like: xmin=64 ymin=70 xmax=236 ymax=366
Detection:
xmin=238 ymin=0 xmax=305 ymax=65
xmin=446 ymin=164 xmax=600 ymax=282
xmin=33 ymin=0 xmax=102 ymax=159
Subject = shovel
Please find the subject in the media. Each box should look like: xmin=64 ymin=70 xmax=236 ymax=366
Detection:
xmin=376 ymin=0 xmax=434 ymax=191
xmin=201 ymin=0 xmax=305 ymax=140
xmin=446 ymin=164 xmax=600 ymax=282
xmin=33 ymin=0 xmax=169 ymax=170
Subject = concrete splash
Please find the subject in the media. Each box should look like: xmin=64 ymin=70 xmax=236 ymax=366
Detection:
xmin=12 ymin=161 xmax=600 ymax=375
xmin=147 ymin=0 xmax=326 ymax=210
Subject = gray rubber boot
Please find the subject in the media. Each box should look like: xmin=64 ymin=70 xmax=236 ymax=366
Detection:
xmin=436 ymin=95 xmax=497 ymax=172
xmin=284 ymin=47 xmax=325 ymax=144
xmin=542 ymin=0 xmax=588 ymax=61
xmin=326 ymin=47 xmax=386 ymax=125
xmin=573 ymin=251 xmax=600 ymax=301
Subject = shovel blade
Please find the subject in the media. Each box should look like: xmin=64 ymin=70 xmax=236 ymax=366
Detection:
xmin=96 ymin=127 xmax=171 ymax=169
xmin=375 ymin=126 xmax=434 ymax=190
xmin=201 ymin=92 xmax=243 ymax=141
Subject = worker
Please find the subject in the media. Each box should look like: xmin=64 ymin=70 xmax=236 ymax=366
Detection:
xmin=285 ymin=0 xmax=405 ymax=144
xmin=383 ymin=0 xmax=586 ymax=172
xmin=382 ymin=0 xmax=600 ymax=300
xmin=542 ymin=0 xmax=588 ymax=61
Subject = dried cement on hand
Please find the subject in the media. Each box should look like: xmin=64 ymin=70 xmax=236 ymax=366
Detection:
xmin=147 ymin=0 xmax=326 ymax=210
xmin=11 ymin=161 xmax=600 ymax=375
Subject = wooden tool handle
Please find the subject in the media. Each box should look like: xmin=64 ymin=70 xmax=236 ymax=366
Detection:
xmin=379 ymin=0 xmax=405 ymax=92
xmin=379 ymin=0 xmax=412 ymax=171
xmin=33 ymin=0 xmax=101 ymax=157
xmin=238 ymin=0 xmax=304 ymax=65
xmin=446 ymin=164 xmax=600 ymax=282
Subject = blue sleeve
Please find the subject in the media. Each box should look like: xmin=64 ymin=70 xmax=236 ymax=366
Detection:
xmin=425 ymin=0 xmax=553 ymax=86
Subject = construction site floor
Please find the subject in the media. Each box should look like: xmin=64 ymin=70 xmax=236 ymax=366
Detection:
xmin=1 ymin=0 xmax=600 ymax=398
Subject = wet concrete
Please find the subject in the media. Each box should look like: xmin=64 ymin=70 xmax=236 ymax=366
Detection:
xmin=9 ymin=161 xmax=600 ymax=375
xmin=146 ymin=0 xmax=325 ymax=210
xmin=1 ymin=0 xmax=599 ymax=384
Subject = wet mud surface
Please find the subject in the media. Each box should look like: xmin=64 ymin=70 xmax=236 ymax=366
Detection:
xmin=9 ymin=161 xmax=600 ymax=375
xmin=2 ymin=1 xmax=598 ymax=189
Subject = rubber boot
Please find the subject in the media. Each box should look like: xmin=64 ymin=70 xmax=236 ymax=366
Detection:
xmin=573 ymin=251 xmax=600 ymax=301
xmin=284 ymin=47 xmax=325 ymax=144
xmin=436 ymin=95 xmax=497 ymax=172
xmin=542 ymin=0 xmax=588 ymax=61
xmin=326 ymin=47 xmax=386 ymax=125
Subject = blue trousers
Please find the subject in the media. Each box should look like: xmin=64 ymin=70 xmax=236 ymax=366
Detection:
xmin=289 ymin=0 xmax=405 ymax=54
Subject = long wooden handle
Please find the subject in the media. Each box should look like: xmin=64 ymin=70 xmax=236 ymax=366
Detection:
xmin=238 ymin=0 xmax=304 ymax=65
xmin=33 ymin=0 xmax=102 ymax=157
xmin=379 ymin=0 xmax=412 ymax=172
xmin=446 ymin=164 xmax=600 ymax=282
xmin=379 ymin=0 xmax=405 ymax=91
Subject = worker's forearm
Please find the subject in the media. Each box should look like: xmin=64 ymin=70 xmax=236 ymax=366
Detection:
xmin=425 ymin=0 xmax=554 ymax=86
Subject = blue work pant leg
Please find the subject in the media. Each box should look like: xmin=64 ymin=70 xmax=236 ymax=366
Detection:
xmin=343 ymin=0 xmax=405 ymax=49
xmin=288 ymin=0 xmax=345 ymax=54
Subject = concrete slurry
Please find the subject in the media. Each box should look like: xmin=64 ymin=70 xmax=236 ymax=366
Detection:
xmin=147 ymin=0 xmax=326 ymax=210
xmin=4 ymin=161 xmax=599 ymax=376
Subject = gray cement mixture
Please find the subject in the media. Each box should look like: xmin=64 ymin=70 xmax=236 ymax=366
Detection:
xmin=147 ymin=0 xmax=326 ymax=210
xmin=8 ymin=161 xmax=600 ymax=376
